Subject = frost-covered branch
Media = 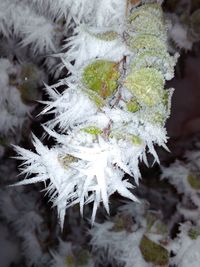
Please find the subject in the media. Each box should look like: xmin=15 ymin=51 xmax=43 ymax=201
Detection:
xmin=15 ymin=0 xmax=178 ymax=228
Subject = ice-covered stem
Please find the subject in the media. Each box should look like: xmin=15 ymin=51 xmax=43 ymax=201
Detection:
xmin=15 ymin=1 xmax=177 ymax=228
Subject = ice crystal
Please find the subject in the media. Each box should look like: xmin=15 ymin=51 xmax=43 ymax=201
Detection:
xmin=15 ymin=1 xmax=177 ymax=228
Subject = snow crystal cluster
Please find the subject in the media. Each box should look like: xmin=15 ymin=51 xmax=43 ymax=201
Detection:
xmin=90 ymin=200 xmax=171 ymax=267
xmin=15 ymin=0 xmax=178 ymax=228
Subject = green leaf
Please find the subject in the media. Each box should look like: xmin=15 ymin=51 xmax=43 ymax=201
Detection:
xmin=187 ymin=173 xmax=200 ymax=190
xmin=124 ymin=68 xmax=164 ymax=107
xmin=140 ymin=235 xmax=169 ymax=265
xmin=82 ymin=60 xmax=120 ymax=99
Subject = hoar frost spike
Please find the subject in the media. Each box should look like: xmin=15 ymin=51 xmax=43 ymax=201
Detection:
xmin=15 ymin=0 xmax=178 ymax=228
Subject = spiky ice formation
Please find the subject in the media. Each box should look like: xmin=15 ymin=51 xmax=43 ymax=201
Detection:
xmin=15 ymin=1 xmax=178 ymax=228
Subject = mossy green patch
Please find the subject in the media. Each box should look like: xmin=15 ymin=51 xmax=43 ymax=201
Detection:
xmin=17 ymin=63 xmax=40 ymax=103
xmin=126 ymin=98 xmax=140 ymax=112
xmin=163 ymin=91 xmax=170 ymax=107
xmin=146 ymin=213 xmax=157 ymax=232
xmin=188 ymin=227 xmax=200 ymax=240
xmin=155 ymin=222 xmax=168 ymax=235
xmin=111 ymin=214 xmax=133 ymax=233
xmin=127 ymin=34 xmax=166 ymax=53
xmin=20 ymin=63 xmax=39 ymax=81
xmin=131 ymin=50 xmax=175 ymax=79
xmin=65 ymin=255 xmax=75 ymax=267
xmin=18 ymin=81 xmax=39 ymax=103
xmin=162 ymin=89 xmax=174 ymax=114
xmin=109 ymin=131 xmax=142 ymax=145
xmin=124 ymin=68 xmax=164 ymax=107
xmin=0 ymin=136 xmax=7 ymax=146
xmin=82 ymin=126 xmax=102 ymax=135
xmin=83 ymin=89 xmax=105 ymax=108
xmin=187 ymin=173 xmax=200 ymax=190
xmin=140 ymin=235 xmax=169 ymax=265
xmin=131 ymin=135 xmax=142 ymax=145
xmin=147 ymin=213 xmax=168 ymax=234
xmin=76 ymin=250 xmax=90 ymax=265
xmin=128 ymin=12 xmax=165 ymax=39
xmin=152 ymin=112 xmax=165 ymax=124
xmin=65 ymin=250 xmax=90 ymax=266
xmin=82 ymin=60 xmax=120 ymax=99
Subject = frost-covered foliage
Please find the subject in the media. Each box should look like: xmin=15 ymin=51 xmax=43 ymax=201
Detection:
xmin=15 ymin=0 xmax=178 ymax=228
xmin=50 ymin=240 xmax=94 ymax=267
xmin=3 ymin=0 xmax=200 ymax=266
xmin=161 ymin=143 xmax=200 ymax=266
xmin=170 ymin=222 xmax=200 ymax=267
xmin=90 ymin=200 xmax=170 ymax=267
xmin=89 ymin=192 xmax=200 ymax=267
xmin=161 ymin=145 xmax=200 ymax=224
